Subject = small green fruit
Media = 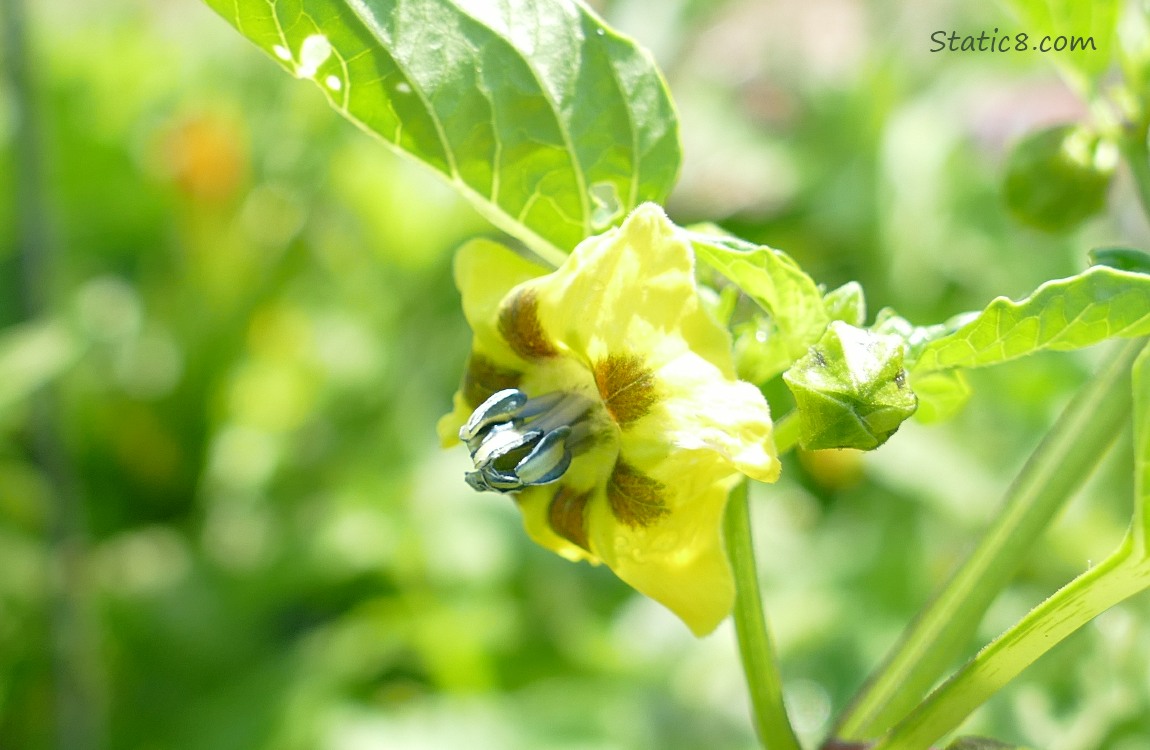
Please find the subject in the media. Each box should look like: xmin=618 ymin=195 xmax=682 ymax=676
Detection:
xmin=1004 ymin=125 xmax=1116 ymax=233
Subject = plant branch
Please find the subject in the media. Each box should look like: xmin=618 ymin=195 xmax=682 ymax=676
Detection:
xmin=834 ymin=338 xmax=1145 ymax=743
xmin=872 ymin=536 xmax=1150 ymax=750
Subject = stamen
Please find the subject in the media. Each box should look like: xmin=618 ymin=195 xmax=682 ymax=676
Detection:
xmin=460 ymin=389 xmax=527 ymax=448
xmin=529 ymin=393 xmax=592 ymax=434
xmin=513 ymin=391 xmax=566 ymax=419
xmin=515 ymin=426 xmax=572 ymax=485
xmin=471 ymin=423 xmax=542 ymax=468
xmin=565 ymin=421 xmax=595 ymax=452
xmin=465 ymin=466 xmax=520 ymax=492
xmin=460 ymin=388 xmax=594 ymax=493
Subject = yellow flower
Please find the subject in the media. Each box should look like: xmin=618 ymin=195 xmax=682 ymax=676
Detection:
xmin=438 ymin=203 xmax=780 ymax=635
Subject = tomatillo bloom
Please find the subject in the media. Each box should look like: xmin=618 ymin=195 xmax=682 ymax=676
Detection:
xmin=438 ymin=203 xmax=780 ymax=635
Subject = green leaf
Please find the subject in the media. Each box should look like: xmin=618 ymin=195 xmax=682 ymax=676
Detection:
xmin=868 ymin=308 xmax=971 ymax=422
xmin=1003 ymin=0 xmax=1120 ymax=84
xmin=202 ymin=0 xmax=681 ymax=265
xmin=872 ymin=307 xmax=952 ymax=364
xmin=911 ymin=266 xmax=1150 ymax=376
xmin=909 ymin=369 xmax=972 ymax=424
xmin=1003 ymin=125 xmax=1116 ymax=233
xmin=1089 ymin=246 xmax=1150 ymax=274
xmin=732 ymin=318 xmax=792 ymax=385
xmin=824 ymin=281 xmax=867 ymax=327
xmin=691 ymin=233 xmax=829 ymax=361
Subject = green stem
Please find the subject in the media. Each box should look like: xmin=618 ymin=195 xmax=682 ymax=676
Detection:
xmin=773 ymin=410 xmax=801 ymax=456
xmin=1118 ymin=116 xmax=1150 ymax=222
xmin=834 ymin=338 xmax=1145 ymax=743
xmin=873 ymin=536 xmax=1150 ymax=750
xmin=1134 ymin=344 xmax=1150 ymax=554
xmin=725 ymin=480 xmax=803 ymax=750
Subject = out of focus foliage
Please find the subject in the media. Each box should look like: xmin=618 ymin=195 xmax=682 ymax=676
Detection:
xmin=2 ymin=1 xmax=1149 ymax=749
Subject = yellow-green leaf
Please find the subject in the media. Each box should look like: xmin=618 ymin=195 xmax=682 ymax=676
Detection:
xmin=912 ymin=266 xmax=1150 ymax=376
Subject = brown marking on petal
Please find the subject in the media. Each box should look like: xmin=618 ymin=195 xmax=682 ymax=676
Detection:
xmin=498 ymin=289 xmax=558 ymax=360
xmin=607 ymin=459 xmax=668 ymax=528
xmin=462 ymin=354 xmax=522 ymax=408
xmin=594 ymin=353 xmax=657 ymax=428
xmin=548 ymin=486 xmax=592 ymax=551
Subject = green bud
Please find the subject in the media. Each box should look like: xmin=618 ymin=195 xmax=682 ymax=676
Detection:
xmin=1004 ymin=125 xmax=1116 ymax=233
xmin=783 ymin=321 xmax=917 ymax=450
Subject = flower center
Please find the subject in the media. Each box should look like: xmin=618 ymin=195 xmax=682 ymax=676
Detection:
xmin=460 ymin=388 xmax=595 ymax=493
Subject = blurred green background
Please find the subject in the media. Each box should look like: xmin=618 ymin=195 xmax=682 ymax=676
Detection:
xmin=2 ymin=1 xmax=1149 ymax=748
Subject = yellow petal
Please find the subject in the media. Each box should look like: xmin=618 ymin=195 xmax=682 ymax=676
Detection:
xmin=586 ymin=351 xmax=776 ymax=633
xmin=437 ymin=240 xmax=550 ymax=446
xmin=515 ymin=440 xmax=618 ymax=564
xmin=586 ymin=454 xmax=739 ymax=636
xmin=455 ymin=238 xmax=550 ymax=369
xmin=436 ymin=391 xmax=477 ymax=447
xmin=517 ymin=484 xmax=598 ymax=564
xmin=527 ymin=203 xmax=733 ymax=374
xmin=630 ymin=351 xmax=781 ymax=483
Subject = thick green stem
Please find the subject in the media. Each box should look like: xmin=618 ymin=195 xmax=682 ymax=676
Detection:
xmin=725 ymin=480 xmax=803 ymax=750
xmin=873 ymin=537 xmax=1150 ymax=750
xmin=1134 ymin=344 xmax=1150 ymax=554
xmin=834 ymin=338 xmax=1145 ymax=743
